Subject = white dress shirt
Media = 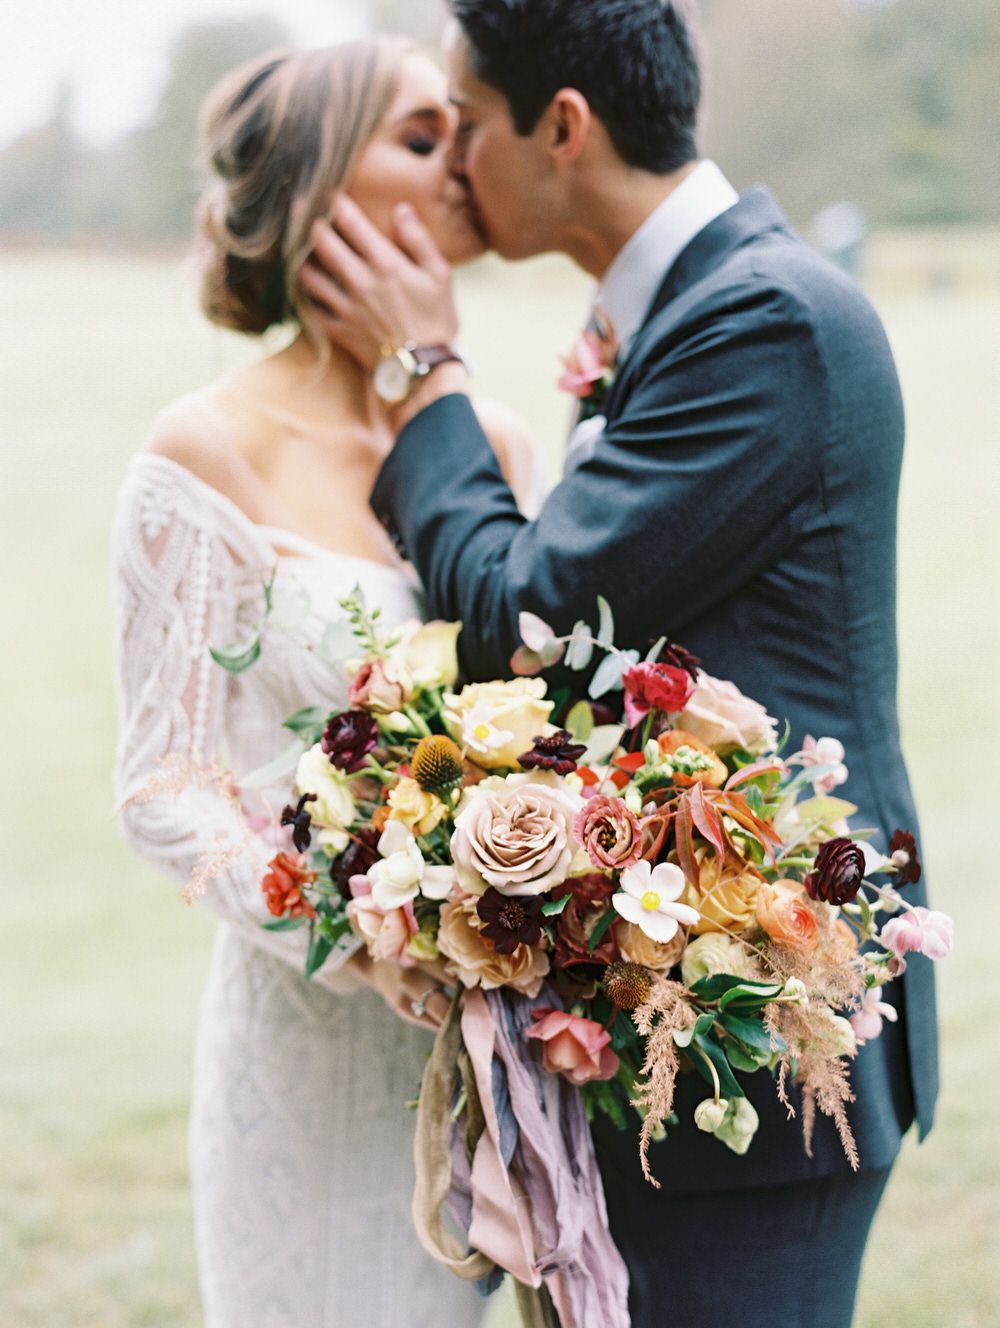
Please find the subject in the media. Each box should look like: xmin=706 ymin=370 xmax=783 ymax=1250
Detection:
xmin=564 ymin=159 xmax=739 ymax=473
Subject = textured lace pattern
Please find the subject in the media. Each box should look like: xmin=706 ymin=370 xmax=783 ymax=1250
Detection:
xmin=112 ymin=453 xmax=483 ymax=1327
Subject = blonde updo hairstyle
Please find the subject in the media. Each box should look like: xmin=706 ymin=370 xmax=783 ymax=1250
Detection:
xmin=196 ymin=39 xmax=407 ymax=342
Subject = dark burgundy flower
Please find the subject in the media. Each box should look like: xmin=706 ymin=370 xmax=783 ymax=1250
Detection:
xmin=280 ymin=793 xmax=316 ymax=853
xmin=654 ymin=640 xmax=702 ymax=682
xmin=888 ymin=829 xmax=922 ymax=886
xmin=476 ymin=887 xmax=544 ymax=955
xmin=519 ymin=729 xmax=588 ymax=775
xmin=330 ymin=827 xmax=381 ymax=901
xmin=805 ymin=837 xmax=866 ymax=905
xmin=321 ymin=709 xmax=378 ymax=773
xmin=553 ymin=874 xmax=620 ymax=970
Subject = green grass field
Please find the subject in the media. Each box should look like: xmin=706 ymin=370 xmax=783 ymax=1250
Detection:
xmin=1 ymin=244 xmax=997 ymax=1326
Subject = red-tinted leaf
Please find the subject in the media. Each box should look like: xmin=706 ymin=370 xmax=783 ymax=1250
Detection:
xmin=687 ymin=783 xmax=729 ymax=863
xmin=675 ymin=797 xmax=700 ymax=886
xmin=725 ymin=761 xmax=785 ymax=792
xmin=613 ymin=752 xmax=646 ymax=774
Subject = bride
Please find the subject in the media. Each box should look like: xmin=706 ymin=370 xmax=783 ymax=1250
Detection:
xmin=112 ymin=39 xmax=540 ymax=1328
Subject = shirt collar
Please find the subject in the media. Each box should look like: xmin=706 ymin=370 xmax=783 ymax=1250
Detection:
xmin=594 ymin=159 xmax=739 ymax=352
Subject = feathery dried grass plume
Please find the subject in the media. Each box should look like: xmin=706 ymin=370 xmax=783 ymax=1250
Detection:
xmin=630 ymin=978 xmax=696 ymax=1187
xmin=118 ymin=753 xmax=195 ymax=808
xmin=764 ymin=1001 xmax=860 ymax=1170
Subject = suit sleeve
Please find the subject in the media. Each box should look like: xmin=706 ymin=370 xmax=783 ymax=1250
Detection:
xmin=371 ymin=282 xmax=826 ymax=680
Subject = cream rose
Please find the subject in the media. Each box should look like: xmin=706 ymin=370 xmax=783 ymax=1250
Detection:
xmin=437 ymin=895 xmax=550 ymax=995
xmin=387 ymin=777 xmax=448 ymax=836
xmin=680 ymin=932 xmax=752 ymax=987
xmin=678 ymin=671 xmax=779 ymax=755
xmin=295 ymin=744 xmax=356 ymax=855
xmin=615 ymin=919 xmax=687 ymax=972
xmin=444 ymin=678 xmax=553 ymax=770
xmin=451 ymin=772 xmax=583 ymax=897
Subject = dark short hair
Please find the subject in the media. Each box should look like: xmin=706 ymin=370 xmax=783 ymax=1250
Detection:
xmin=450 ymin=0 xmax=701 ymax=173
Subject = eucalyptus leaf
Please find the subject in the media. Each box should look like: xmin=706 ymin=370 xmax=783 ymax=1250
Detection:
xmin=540 ymin=637 xmax=567 ymax=668
xmin=564 ymin=621 xmax=594 ymax=672
xmin=564 ymin=700 xmax=594 ymax=743
xmin=269 ymin=585 xmax=312 ymax=631
xmin=644 ymin=635 xmax=667 ymax=664
xmin=209 ymin=637 xmax=261 ymax=675
xmin=519 ymin=610 xmax=556 ymax=652
xmin=596 ymin=595 xmax=615 ymax=647
xmin=318 ymin=618 xmax=358 ymax=663
xmin=283 ymin=706 xmax=330 ymax=743
xmin=262 ymin=916 xmax=309 ymax=932
xmin=589 ymin=651 xmax=627 ymax=699
xmin=584 ymin=724 xmax=626 ymax=766
xmin=541 ymin=894 xmax=571 ymax=917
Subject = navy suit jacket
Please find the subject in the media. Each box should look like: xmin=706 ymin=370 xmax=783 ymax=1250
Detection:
xmin=371 ymin=189 xmax=936 ymax=1191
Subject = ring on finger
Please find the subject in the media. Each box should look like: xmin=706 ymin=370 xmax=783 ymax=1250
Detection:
xmin=410 ymin=988 xmax=438 ymax=1019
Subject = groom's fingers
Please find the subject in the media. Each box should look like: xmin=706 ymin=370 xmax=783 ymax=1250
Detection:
xmin=309 ymin=219 xmax=371 ymax=295
xmin=392 ymin=202 xmax=449 ymax=277
xmin=333 ymin=194 xmax=405 ymax=275
xmin=300 ymin=258 xmax=351 ymax=318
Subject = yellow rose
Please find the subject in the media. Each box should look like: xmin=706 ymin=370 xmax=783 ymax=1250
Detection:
xmin=387 ymin=776 xmax=448 ymax=836
xmin=295 ymin=744 xmax=356 ymax=854
xmin=443 ymin=678 xmax=554 ymax=771
xmin=683 ymin=851 xmax=763 ymax=936
xmin=392 ymin=620 xmax=462 ymax=691
xmin=615 ymin=919 xmax=687 ymax=972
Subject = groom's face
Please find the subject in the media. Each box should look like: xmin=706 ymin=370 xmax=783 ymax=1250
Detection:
xmin=445 ymin=31 xmax=558 ymax=260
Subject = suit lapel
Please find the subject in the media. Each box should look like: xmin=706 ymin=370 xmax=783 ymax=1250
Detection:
xmin=602 ymin=188 xmax=792 ymax=423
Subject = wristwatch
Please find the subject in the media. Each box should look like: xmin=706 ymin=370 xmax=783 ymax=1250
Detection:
xmin=373 ymin=342 xmax=466 ymax=405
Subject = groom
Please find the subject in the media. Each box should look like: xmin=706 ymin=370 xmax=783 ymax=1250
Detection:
xmin=303 ymin=1 xmax=937 ymax=1322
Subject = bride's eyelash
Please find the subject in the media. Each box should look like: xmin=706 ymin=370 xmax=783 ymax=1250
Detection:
xmin=406 ymin=136 xmax=437 ymax=156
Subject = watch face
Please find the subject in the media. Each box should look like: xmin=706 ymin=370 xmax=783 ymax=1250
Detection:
xmin=374 ymin=349 xmax=416 ymax=404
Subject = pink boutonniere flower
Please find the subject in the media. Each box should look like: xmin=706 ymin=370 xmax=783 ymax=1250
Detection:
xmin=558 ymin=313 xmax=619 ymax=416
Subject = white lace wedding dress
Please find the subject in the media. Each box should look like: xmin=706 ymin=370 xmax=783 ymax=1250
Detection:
xmin=113 ymin=453 xmax=484 ymax=1328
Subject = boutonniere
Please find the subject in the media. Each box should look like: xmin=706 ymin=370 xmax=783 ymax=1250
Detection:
xmin=557 ymin=312 xmax=619 ymax=421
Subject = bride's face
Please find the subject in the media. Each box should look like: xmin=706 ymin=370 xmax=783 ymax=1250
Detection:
xmin=347 ymin=53 xmax=486 ymax=266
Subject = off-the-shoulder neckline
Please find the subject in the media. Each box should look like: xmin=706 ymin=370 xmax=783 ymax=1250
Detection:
xmin=129 ymin=451 xmax=414 ymax=582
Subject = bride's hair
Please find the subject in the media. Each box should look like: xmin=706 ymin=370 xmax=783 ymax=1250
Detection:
xmin=195 ymin=39 xmax=406 ymax=340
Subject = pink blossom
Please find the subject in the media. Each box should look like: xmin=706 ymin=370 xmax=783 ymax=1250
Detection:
xmin=346 ymin=895 xmax=419 ymax=967
xmin=789 ymin=734 xmax=849 ymax=795
xmin=526 ymin=1008 xmax=619 ymax=1085
xmin=880 ymin=907 xmax=954 ymax=962
xmin=849 ymin=986 xmax=898 ymax=1045
xmin=558 ymin=329 xmax=609 ymax=397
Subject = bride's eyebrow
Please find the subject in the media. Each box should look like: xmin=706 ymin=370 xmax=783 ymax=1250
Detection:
xmin=390 ymin=106 xmax=447 ymax=128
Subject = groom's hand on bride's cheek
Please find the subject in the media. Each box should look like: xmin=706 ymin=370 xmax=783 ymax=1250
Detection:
xmin=302 ymin=197 xmax=460 ymax=372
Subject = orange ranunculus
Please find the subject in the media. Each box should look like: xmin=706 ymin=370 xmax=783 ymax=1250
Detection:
xmin=261 ymin=851 xmax=317 ymax=919
xmin=658 ymin=729 xmax=728 ymax=788
xmin=755 ymin=880 xmax=820 ymax=953
xmin=825 ymin=916 xmax=860 ymax=963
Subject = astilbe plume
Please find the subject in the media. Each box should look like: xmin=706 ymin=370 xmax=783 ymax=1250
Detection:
xmin=629 ymin=978 xmax=696 ymax=1188
xmin=763 ymin=1000 xmax=860 ymax=1170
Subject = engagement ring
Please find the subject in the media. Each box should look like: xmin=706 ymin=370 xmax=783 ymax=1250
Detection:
xmin=410 ymin=989 xmax=436 ymax=1019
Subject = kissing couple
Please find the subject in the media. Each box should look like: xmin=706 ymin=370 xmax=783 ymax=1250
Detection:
xmin=113 ymin=2 xmax=937 ymax=1325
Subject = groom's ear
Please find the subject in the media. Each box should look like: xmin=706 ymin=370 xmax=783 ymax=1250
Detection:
xmin=542 ymin=89 xmax=592 ymax=166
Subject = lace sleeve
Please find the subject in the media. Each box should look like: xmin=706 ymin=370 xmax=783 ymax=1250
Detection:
xmin=112 ymin=458 xmax=361 ymax=989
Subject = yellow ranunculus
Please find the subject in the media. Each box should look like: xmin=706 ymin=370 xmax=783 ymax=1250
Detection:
xmin=682 ymin=851 xmax=763 ymax=936
xmin=393 ymin=620 xmax=462 ymax=691
xmin=387 ymin=776 xmax=448 ymax=836
xmin=295 ymin=744 xmax=356 ymax=852
xmin=443 ymin=678 xmax=553 ymax=771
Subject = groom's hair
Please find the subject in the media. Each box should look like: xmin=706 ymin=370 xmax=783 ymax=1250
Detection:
xmin=449 ymin=0 xmax=701 ymax=173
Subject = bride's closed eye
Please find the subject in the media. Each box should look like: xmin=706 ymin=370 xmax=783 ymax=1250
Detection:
xmin=406 ymin=135 xmax=438 ymax=157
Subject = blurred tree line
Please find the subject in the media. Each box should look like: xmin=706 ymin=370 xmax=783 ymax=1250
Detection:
xmin=1 ymin=0 xmax=996 ymax=246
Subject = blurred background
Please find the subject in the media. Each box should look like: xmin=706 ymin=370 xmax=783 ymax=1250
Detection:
xmin=2 ymin=1 xmax=998 ymax=1324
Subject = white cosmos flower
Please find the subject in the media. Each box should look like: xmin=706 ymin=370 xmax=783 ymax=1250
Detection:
xmin=368 ymin=819 xmax=454 ymax=910
xmin=612 ymin=860 xmax=700 ymax=944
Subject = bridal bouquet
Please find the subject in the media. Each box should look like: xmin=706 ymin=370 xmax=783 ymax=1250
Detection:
xmin=232 ymin=590 xmax=950 ymax=1183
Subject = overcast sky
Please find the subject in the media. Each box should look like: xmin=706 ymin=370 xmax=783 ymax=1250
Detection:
xmin=0 ymin=0 xmax=370 ymax=149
